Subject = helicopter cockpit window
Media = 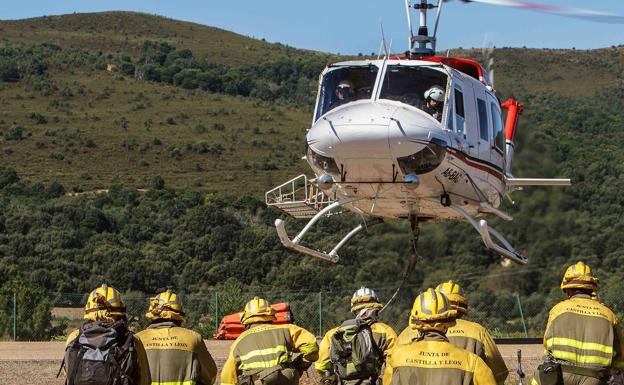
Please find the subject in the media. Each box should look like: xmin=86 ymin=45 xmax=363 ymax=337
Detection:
xmin=491 ymin=102 xmax=504 ymax=151
xmin=316 ymin=65 xmax=379 ymax=120
xmin=379 ymin=65 xmax=448 ymax=121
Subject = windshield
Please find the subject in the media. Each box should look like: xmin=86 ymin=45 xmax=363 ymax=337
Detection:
xmin=379 ymin=65 xmax=448 ymax=122
xmin=315 ymin=65 xmax=379 ymax=120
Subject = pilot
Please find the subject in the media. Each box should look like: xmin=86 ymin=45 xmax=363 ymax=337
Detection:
xmin=331 ymin=80 xmax=355 ymax=108
xmin=423 ymin=85 xmax=445 ymax=122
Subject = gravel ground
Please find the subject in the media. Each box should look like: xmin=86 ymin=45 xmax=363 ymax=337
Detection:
xmin=0 ymin=341 xmax=542 ymax=385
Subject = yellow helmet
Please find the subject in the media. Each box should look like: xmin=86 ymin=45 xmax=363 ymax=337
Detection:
xmin=561 ymin=261 xmax=599 ymax=292
xmin=84 ymin=284 xmax=126 ymax=322
xmin=436 ymin=280 xmax=468 ymax=315
xmin=240 ymin=296 xmax=276 ymax=325
xmin=409 ymin=288 xmax=457 ymax=332
xmin=351 ymin=287 xmax=383 ymax=312
xmin=146 ymin=289 xmax=185 ymax=323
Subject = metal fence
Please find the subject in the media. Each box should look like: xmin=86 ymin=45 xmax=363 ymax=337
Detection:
xmin=0 ymin=288 xmax=566 ymax=341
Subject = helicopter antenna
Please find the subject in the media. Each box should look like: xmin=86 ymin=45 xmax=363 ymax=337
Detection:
xmin=377 ymin=21 xmax=390 ymax=59
xmin=405 ymin=0 xmax=414 ymax=52
xmin=431 ymin=0 xmax=444 ymax=52
xmin=482 ymin=33 xmax=495 ymax=88
xmin=381 ymin=21 xmax=389 ymax=57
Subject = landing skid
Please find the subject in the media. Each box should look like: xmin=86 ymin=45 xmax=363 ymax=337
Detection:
xmin=450 ymin=205 xmax=528 ymax=265
xmin=275 ymin=199 xmax=383 ymax=263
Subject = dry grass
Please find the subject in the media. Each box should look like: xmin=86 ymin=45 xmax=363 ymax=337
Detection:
xmin=0 ymin=69 xmax=310 ymax=194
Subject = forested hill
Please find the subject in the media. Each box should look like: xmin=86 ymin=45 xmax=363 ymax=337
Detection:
xmin=1 ymin=12 xmax=624 ymax=338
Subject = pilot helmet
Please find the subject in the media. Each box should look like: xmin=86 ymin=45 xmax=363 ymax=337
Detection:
xmin=424 ymin=85 xmax=445 ymax=102
xmin=336 ymin=80 xmax=354 ymax=96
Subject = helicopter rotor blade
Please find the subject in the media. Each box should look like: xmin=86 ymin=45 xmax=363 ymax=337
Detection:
xmin=464 ymin=0 xmax=624 ymax=24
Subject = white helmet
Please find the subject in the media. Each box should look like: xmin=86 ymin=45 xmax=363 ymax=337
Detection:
xmin=424 ymin=86 xmax=445 ymax=102
xmin=351 ymin=287 xmax=383 ymax=312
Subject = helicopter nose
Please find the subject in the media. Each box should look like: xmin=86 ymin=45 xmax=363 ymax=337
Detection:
xmin=314 ymin=102 xmax=396 ymax=159
xmin=307 ymin=101 xmax=443 ymax=159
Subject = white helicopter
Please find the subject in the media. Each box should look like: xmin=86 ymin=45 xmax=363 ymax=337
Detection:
xmin=265 ymin=0 xmax=624 ymax=265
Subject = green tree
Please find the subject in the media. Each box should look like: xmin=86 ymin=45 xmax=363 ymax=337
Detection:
xmin=0 ymin=280 xmax=60 ymax=340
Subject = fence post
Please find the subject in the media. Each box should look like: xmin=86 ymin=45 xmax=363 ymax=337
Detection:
xmin=214 ymin=291 xmax=219 ymax=333
xmin=13 ymin=291 xmax=17 ymax=341
xmin=318 ymin=291 xmax=323 ymax=337
xmin=515 ymin=293 xmax=528 ymax=338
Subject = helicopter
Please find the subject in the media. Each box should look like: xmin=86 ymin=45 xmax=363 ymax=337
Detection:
xmin=265 ymin=0 xmax=624 ymax=265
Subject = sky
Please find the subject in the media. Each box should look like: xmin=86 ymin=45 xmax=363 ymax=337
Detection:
xmin=2 ymin=0 xmax=623 ymax=54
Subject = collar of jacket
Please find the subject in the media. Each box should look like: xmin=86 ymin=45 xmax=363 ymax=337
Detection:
xmin=570 ymin=293 xmax=592 ymax=299
xmin=148 ymin=321 xmax=179 ymax=329
xmin=420 ymin=330 xmax=449 ymax=342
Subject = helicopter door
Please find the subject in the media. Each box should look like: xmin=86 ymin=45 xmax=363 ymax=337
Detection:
xmin=474 ymin=87 xmax=491 ymax=163
xmin=453 ymin=81 xmax=478 ymax=157
xmin=488 ymin=94 xmax=505 ymax=171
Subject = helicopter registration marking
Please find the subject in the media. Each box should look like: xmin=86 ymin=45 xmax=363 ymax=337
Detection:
xmin=442 ymin=167 xmax=463 ymax=183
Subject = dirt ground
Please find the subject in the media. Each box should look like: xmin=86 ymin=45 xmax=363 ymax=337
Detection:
xmin=0 ymin=341 xmax=542 ymax=385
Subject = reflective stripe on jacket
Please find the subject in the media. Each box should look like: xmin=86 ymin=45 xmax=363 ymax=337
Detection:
xmin=136 ymin=321 xmax=218 ymax=385
xmin=383 ymin=333 xmax=496 ymax=385
xmin=398 ymin=318 xmax=508 ymax=385
xmin=220 ymin=323 xmax=319 ymax=385
xmin=543 ymin=294 xmax=624 ymax=371
xmin=315 ymin=321 xmax=397 ymax=374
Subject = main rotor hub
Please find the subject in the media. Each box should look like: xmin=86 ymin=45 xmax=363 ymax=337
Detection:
xmin=406 ymin=0 xmax=441 ymax=56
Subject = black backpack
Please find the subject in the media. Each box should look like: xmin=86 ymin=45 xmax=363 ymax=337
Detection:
xmin=59 ymin=320 xmax=138 ymax=385
xmin=329 ymin=318 xmax=381 ymax=381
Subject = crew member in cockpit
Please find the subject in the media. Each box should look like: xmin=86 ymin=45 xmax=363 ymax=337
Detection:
xmin=331 ymin=80 xmax=355 ymax=109
xmin=423 ymin=85 xmax=445 ymax=122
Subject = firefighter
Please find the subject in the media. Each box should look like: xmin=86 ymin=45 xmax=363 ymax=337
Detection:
xmin=532 ymin=262 xmax=624 ymax=385
xmin=221 ymin=296 xmax=319 ymax=385
xmin=315 ymin=287 xmax=397 ymax=385
xmin=136 ymin=289 xmax=218 ymax=385
xmin=383 ymin=288 xmax=496 ymax=385
xmin=60 ymin=284 xmax=150 ymax=385
xmin=397 ymin=281 xmax=508 ymax=385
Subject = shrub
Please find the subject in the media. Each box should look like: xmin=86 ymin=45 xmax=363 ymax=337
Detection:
xmin=49 ymin=152 xmax=65 ymax=160
xmin=27 ymin=112 xmax=47 ymax=125
xmin=152 ymin=175 xmax=165 ymax=190
xmin=0 ymin=58 xmax=20 ymax=82
xmin=5 ymin=125 xmax=24 ymax=140
xmin=194 ymin=121 xmax=208 ymax=134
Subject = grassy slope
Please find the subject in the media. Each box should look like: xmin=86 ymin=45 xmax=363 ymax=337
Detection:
xmin=0 ymin=12 xmax=329 ymax=194
xmin=0 ymin=70 xmax=310 ymax=194
xmin=0 ymin=11 xmax=331 ymax=67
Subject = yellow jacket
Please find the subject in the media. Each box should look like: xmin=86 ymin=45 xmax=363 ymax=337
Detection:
xmin=315 ymin=320 xmax=397 ymax=376
xmin=65 ymin=326 xmax=151 ymax=385
xmin=383 ymin=333 xmax=496 ymax=385
xmin=136 ymin=321 xmax=218 ymax=385
xmin=398 ymin=318 xmax=508 ymax=385
xmin=221 ymin=323 xmax=319 ymax=385
xmin=542 ymin=293 xmax=624 ymax=371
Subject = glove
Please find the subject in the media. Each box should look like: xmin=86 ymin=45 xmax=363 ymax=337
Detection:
xmin=292 ymin=354 xmax=312 ymax=375
xmin=320 ymin=374 xmax=338 ymax=385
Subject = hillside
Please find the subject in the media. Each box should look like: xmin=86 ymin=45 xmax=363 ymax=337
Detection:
xmin=0 ymin=12 xmax=333 ymax=67
xmin=1 ymin=12 xmax=624 ymax=340
xmin=0 ymin=12 xmax=341 ymax=194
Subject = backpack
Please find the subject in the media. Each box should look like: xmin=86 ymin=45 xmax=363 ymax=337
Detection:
xmin=59 ymin=320 xmax=138 ymax=385
xmin=329 ymin=318 xmax=381 ymax=381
